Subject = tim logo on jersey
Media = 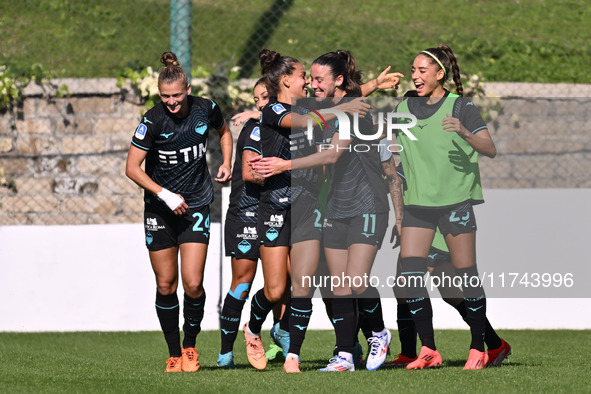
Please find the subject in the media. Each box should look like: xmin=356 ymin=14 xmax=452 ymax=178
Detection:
xmin=158 ymin=142 xmax=207 ymax=165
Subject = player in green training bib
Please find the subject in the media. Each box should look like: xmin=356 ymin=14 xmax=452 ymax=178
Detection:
xmin=395 ymin=44 xmax=510 ymax=370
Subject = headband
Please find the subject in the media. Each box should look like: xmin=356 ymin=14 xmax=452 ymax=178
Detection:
xmin=421 ymin=50 xmax=446 ymax=77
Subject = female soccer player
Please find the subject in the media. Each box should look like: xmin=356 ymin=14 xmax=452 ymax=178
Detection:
xmin=395 ymin=44 xmax=507 ymax=370
xmin=125 ymin=51 xmax=232 ymax=372
xmin=251 ymin=50 xmax=404 ymax=372
xmin=242 ymin=49 xmax=369 ymax=373
xmin=217 ymin=78 xmax=270 ymax=368
xmin=382 ymin=150 xmax=511 ymax=368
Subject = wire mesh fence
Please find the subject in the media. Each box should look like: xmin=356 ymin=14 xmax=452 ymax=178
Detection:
xmin=1 ymin=1 xmax=590 ymax=226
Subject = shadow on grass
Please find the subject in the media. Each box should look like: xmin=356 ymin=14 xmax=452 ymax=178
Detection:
xmin=443 ymin=358 xmax=522 ymax=368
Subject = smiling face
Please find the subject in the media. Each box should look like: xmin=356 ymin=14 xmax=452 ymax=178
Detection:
xmin=253 ymin=82 xmax=270 ymax=111
xmin=310 ymin=63 xmax=343 ymax=98
xmin=159 ymin=80 xmax=191 ymax=117
xmin=281 ymin=62 xmax=309 ymax=100
xmin=411 ymin=54 xmax=446 ymax=97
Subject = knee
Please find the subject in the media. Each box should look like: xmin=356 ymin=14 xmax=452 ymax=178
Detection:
xmin=229 ymin=282 xmax=252 ymax=300
xmin=264 ymin=285 xmax=285 ymax=303
xmin=183 ymin=282 xmax=204 ymax=299
xmin=156 ymin=281 xmax=177 ymax=296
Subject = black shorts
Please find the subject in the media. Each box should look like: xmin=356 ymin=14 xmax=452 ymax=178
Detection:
xmin=427 ymin=246 xmax=451 ymax=267
xmin=292 ymin=195 xmax=322 ymax=244
xmin=257 ymin=204 xmax=291 ymax=247
xmin=402 ymin=202 xmax=477 ymax=236
xmin=323 ymin=212 xmax=388 ymax=250
xmin=224 ymin=216 xmax=260 ymax=260
xmin=144 ymin=203 xmax=210 ymax=251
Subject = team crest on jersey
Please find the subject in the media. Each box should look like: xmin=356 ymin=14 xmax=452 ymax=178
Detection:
xmin=195 ymin=121 xmax=208 ymax=135
xmin=250 ymin=126 xmax=261 ymax=142
xmin=135 ymin=123 xmax=147 ymax=140
xmin=272 ymin=103 xmax=286 ymax=114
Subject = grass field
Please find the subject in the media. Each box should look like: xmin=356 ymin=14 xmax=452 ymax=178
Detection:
xmin=1 ymin=329 xmax=590 ymax=393
xmin=2 ymin=0 xmax=590 ymax=82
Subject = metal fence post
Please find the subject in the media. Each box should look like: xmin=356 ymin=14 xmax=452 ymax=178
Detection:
xmin=170 ymin=0 xmax=192 ymax=82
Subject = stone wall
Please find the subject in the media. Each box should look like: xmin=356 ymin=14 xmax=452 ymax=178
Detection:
xmin=0 ymin=79 xmax=145 ymax=225
xmin=0 ymin=79 xmax=590 ymax=225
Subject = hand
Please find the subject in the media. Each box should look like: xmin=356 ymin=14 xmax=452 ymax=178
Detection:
xmin=390 ymin=221 xmax=402 ymax=249
xmin=250 ymin=157 xmax=290 ymax=178
xmin=338 ymin=97 xmax=371 ymax=117
xmin=442 ymin=114 xmax=470 ymax=138
xmin=231 ymin=110 xmax=260 ymax=126
xmin=215 ymin=164 xmax=232 ymax=183
xmin=376 ymin=66 xmax=404 ymax=90
xmin=157 ymin=188 xmax=188 ymax=215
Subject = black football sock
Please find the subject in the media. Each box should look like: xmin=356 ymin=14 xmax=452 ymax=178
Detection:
xmin=248 ymin=289 xmax=274 ymax=335
xmin=401 ymin=257 xmax=435 ymax=350
xmin=182 ymin=292 xmax=205 ymax=349
xmin=288 ymin=297 xmax=313 ymax=355
xmin=357 ymin=308 xmax=372 ymax=343
xmin=219 ymin=293 xmax=246 ymax=354
xmin=332 ymin=296 xmax=357 ymax=354
xmin=457 ymin=266 xmax=486 ymax=352
xmin=279 ymin=292 xmax=291 ymax=333
xmin=155 ymin=291 xmax=181 ymax=357
xmin=397 ymin=303 xmax=417 ymax=358
xmin=357 ymin=292 xmax=385 ymax=333
xmin=484 ymin=318 xmax=502 ymax=349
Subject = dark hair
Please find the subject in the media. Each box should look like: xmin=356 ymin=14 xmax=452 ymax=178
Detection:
xmin=259 ymin=49 xmax=300 ymax=96
xmin=158 ymin=51 xmax=189 ymax=87
xmin=254 ymin=77 xmax=268 ymax=90
xmin=419 ymin=44 xmax=463 ymax=96
xmin=312 ymin=50 xmax=362 ymax=96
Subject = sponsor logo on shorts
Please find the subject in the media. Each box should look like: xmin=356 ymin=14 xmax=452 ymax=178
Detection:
xmin=266 ymin=227 xmax=279 ymax=241
xmin=238 ymin=226 xmax=257 ymax=240
xmin=264 ymin=214 xmax=284 ymax=228
xmin=238 ymin=240 xmax=252 ymax=254
xmin=145 ymin=217 xmax=165 ymax=231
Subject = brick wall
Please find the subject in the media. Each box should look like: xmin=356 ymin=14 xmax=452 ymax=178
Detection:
xmin=0 ymin=79 xmax=589 ymax=225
